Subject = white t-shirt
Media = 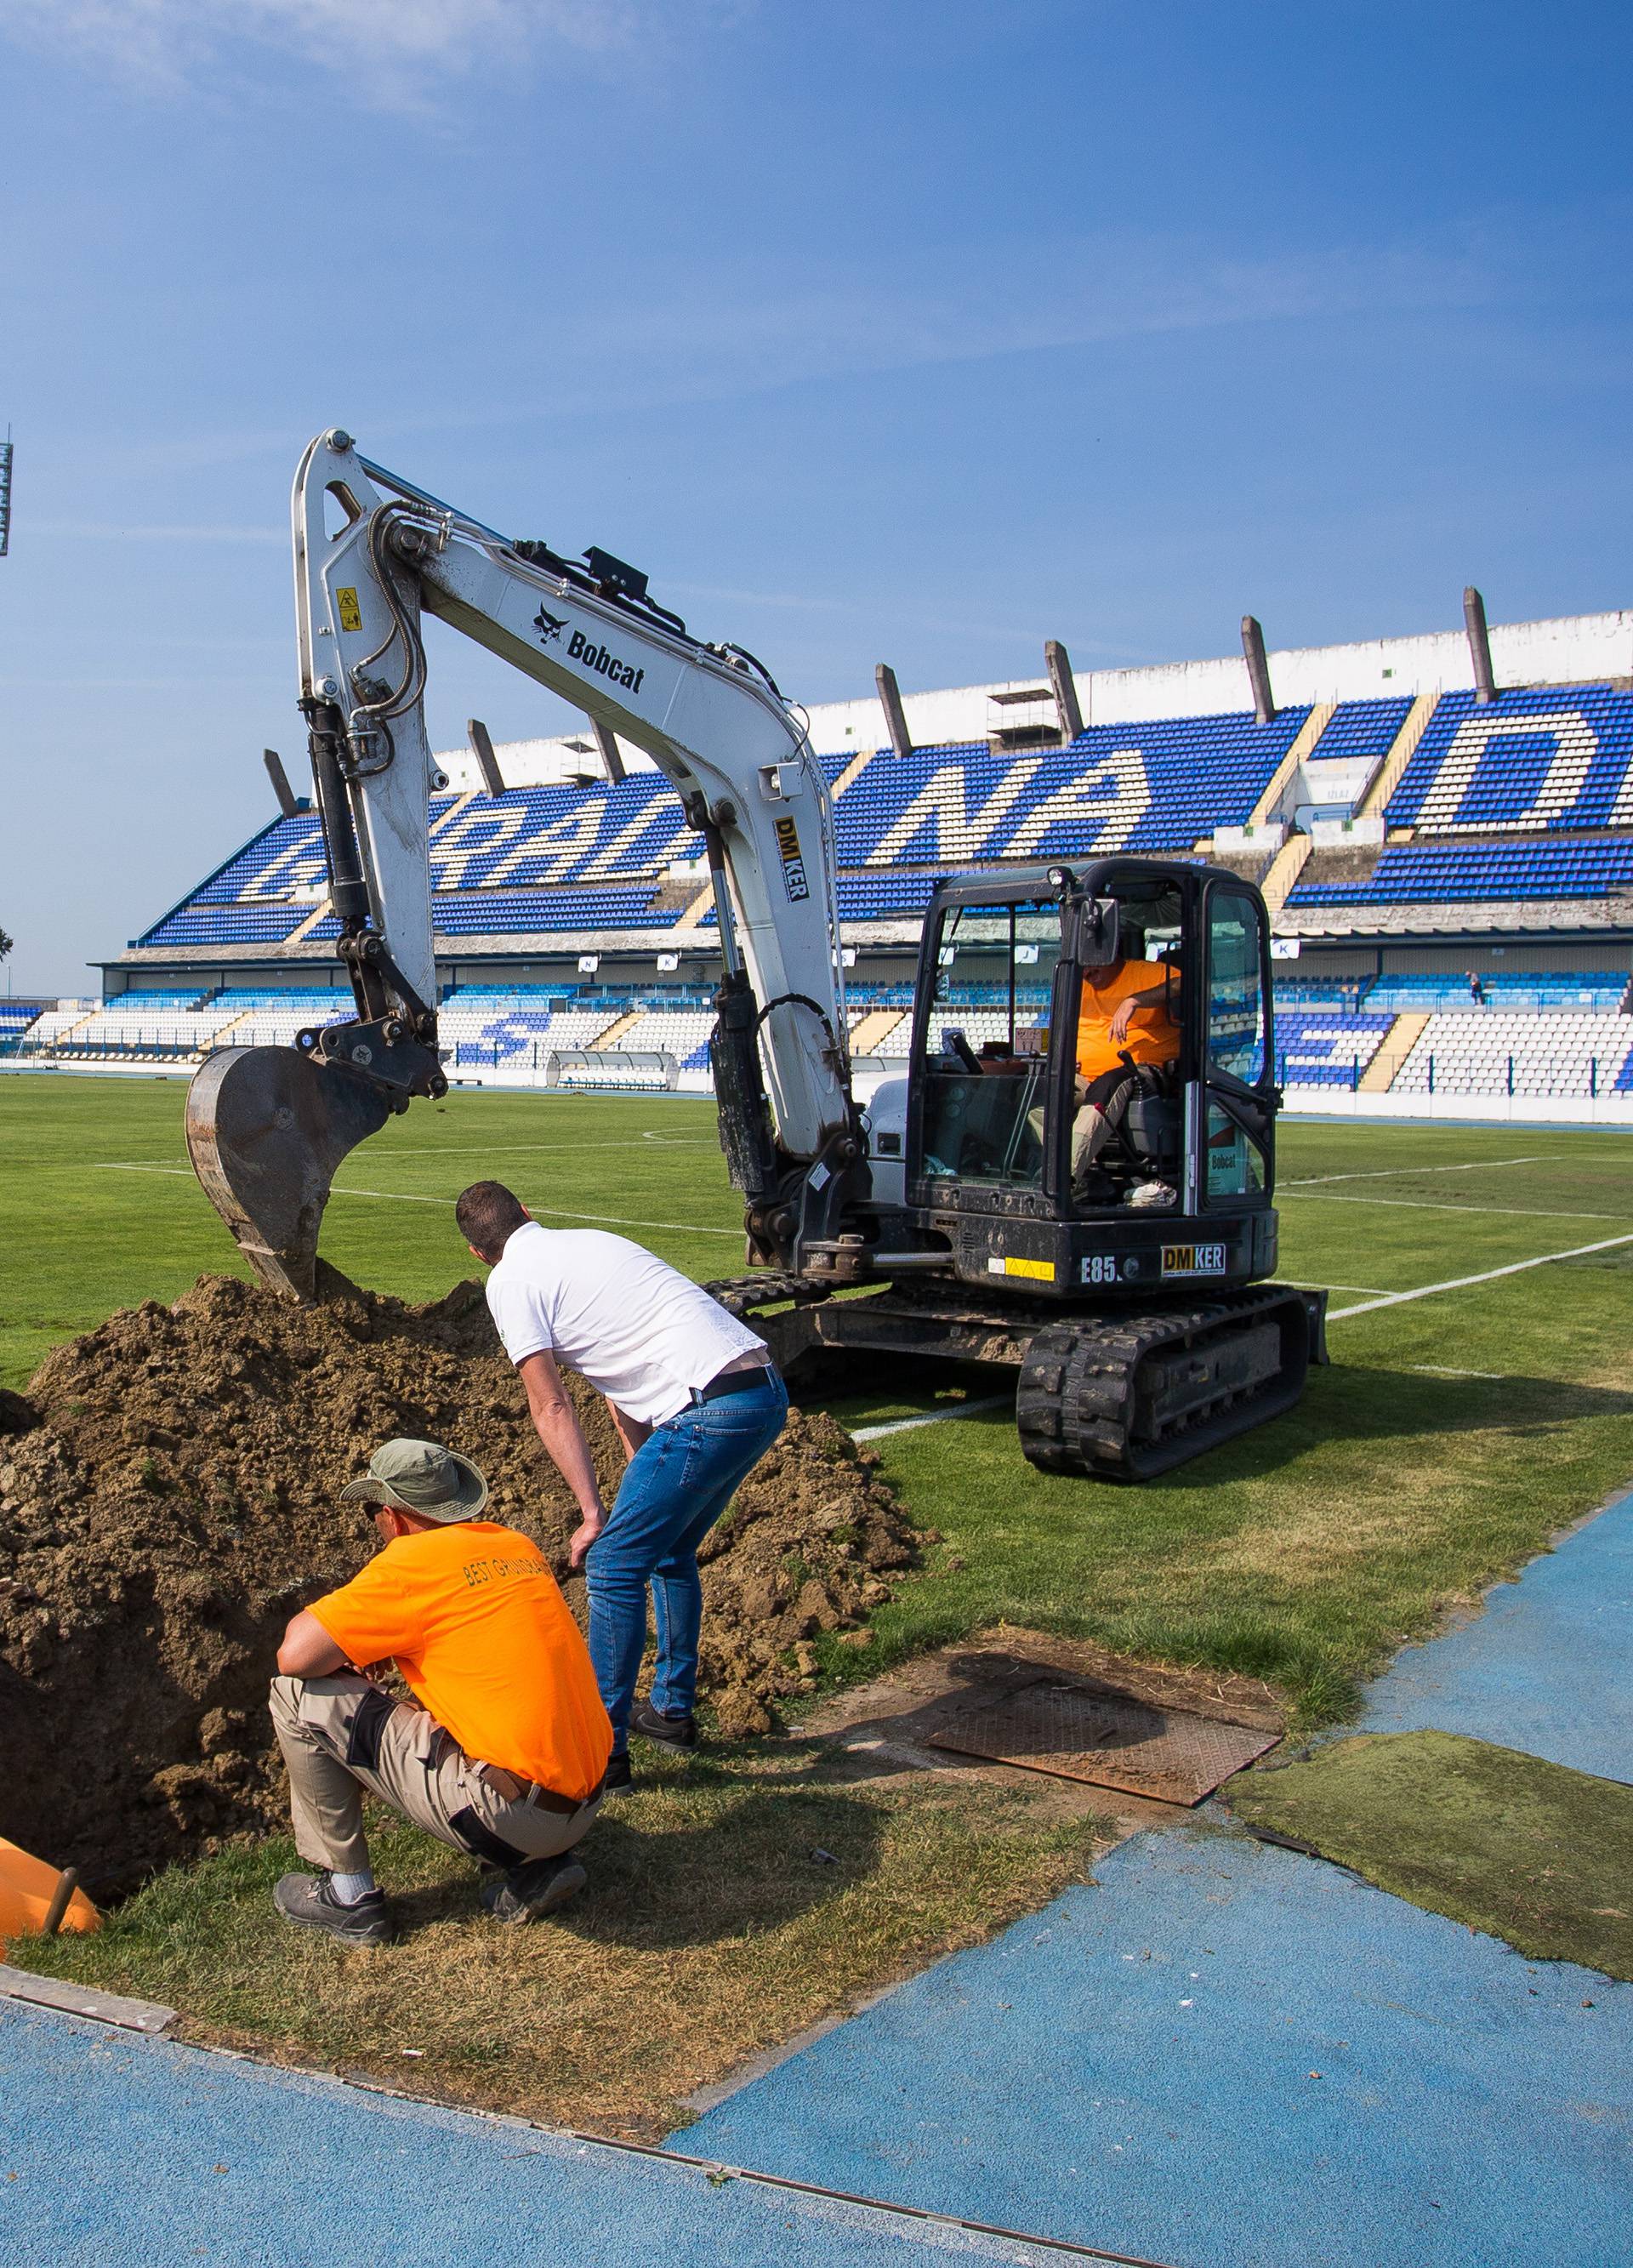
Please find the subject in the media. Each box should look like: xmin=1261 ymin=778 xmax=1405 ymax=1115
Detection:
xmin=485 ymin=1222 xmax=769 ymax=1428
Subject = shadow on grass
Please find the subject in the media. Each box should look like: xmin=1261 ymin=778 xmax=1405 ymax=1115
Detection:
xmin=382 ymin=1781 xmax=885 ymax=1950
xmin=1164 ymin=1364 xmax=1633 ymax=1492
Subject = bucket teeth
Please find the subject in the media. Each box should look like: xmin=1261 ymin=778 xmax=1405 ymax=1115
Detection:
xmin=185 ymin=1046 xmax=391 ymax=1300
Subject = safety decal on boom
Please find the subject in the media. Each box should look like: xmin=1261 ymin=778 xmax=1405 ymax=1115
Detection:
xmin=773 ymin=815 xmax=810 ymax=903
xmin=987 ymin=1254 xmax=1055 ymax=1282
xmin=336 ymin=586 xmax=363 ymax=633
xmin=1161 ymin=1244 xmax=1227 ymax=1277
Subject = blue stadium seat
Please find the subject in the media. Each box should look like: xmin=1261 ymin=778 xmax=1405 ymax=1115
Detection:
xmin=1289 ymin=838 xmax=1633 ymax=907
xmin=1385 ymin=686 xmax=1633 ymax=835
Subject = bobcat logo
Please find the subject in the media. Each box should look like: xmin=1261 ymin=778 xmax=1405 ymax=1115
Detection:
xmin=534 ymin=605 xmax=567 ymax=645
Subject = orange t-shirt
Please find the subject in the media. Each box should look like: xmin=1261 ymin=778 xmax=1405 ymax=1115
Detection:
xmin=310 ymin=1521 xmax=612 ymax=1801
xmin=1076 ymin=960 xmax=1180 ymax=1081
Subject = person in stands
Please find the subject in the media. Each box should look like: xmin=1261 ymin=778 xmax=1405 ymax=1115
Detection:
xmin=455 ymin=1181 xmax=787 ymax=1790
xmin=1467 ymin=969 xmax=1488 ymax=1006
xmin=270 ymin=1436 xmax=612 ymax=1945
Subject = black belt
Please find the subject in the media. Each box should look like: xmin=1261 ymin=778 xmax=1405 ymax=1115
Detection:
xmin=483 ymin=1764 xmax=605 ymax=1815
xmin=689 ymin=1360 xmax=776 ymax=1407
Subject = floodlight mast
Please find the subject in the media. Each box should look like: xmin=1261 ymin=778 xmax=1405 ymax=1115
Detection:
xmin=0 ymin=432 xmax=13 ymax=559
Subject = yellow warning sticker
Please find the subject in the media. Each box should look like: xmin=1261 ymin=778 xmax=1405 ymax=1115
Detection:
xmin=987 ymin=1255 xmax=1055 ymax=1282
xmin=336 ymin=586 xmax=363 ymax=633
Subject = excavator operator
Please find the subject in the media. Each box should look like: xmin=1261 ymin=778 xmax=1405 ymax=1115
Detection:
xmin=1067 ymin=949 xmax=1181 ymax=1195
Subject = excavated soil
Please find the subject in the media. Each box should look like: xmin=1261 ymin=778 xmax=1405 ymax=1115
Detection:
xmin=0 ymin=1268 xmax=924 ymax=1895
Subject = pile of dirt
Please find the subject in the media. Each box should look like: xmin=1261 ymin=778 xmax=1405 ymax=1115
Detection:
xmin=0 ymin=1268 xmax=924 ymax=1894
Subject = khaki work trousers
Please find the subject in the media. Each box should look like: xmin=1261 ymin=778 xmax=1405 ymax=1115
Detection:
xmin=269 ymin=1673 xmax=600 ymax=1878
xmin=1027 ymin=1069 xmax=1139 ymax=1181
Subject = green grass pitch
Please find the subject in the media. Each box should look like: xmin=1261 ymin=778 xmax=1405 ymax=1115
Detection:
xmin=3 ymin=1072 xmax=1631 ymax=1726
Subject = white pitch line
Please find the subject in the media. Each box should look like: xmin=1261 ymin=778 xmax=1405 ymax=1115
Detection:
xmin=1412 ymin=1365 xmax=1508 ymax=1380
xmin=1329 ymin=1232 xmax=1633 ymax=1319
xmin=334 ymin=1186 xmax=744 ymax=1238
xmin=1283 ymin=1154 xmax=1568 ymax=1187
xmin=852 ymin=1396 xmax=1012 ymax=1441
xmin=1288 ymin=1279 xmax=1394 ymax=1296
xmin=1287 ymin=1192 xmax=1625 ymax=1222
xmin=358 ymin=1137 xmax=718 ymax=1159
xmin=93 ymin=1164 xmax=743 ymax=1239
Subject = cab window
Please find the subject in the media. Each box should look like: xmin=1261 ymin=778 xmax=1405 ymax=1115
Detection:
xmin=919 ymin=900 xmax=1061 ymax=1188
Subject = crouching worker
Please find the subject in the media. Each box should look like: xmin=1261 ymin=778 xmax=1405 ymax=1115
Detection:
xmin=270 ymin=1437 xmax=612 ymax=1946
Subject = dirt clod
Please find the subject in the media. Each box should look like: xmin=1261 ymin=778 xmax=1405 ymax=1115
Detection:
xmin=2 ymin=1269 xmax=920 ymax=1894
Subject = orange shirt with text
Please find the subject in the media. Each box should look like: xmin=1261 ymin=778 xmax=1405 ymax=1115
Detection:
xmin=1076 ymin=960 xmax=1181 ymax=1081
xmin=310 ymin=1521 xmax=612 ymax=1800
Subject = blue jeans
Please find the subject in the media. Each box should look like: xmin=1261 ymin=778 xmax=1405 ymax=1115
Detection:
xmin=585 ymin=1372 xmax=788 ymax=1751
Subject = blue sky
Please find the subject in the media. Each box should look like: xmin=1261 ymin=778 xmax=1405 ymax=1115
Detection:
xmin=2 ymin=0 xmax=1630 ymax=992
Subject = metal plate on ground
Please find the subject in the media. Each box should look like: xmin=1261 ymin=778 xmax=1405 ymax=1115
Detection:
xmin=926 ymin=1675 xmax=1278 ymax=1805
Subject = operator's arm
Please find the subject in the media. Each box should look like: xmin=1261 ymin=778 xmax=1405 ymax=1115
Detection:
xmin=1108 ymin=975 xmax=1178 ymax=1044
xmin=276 ymin=1610 xmax=348 ymax=1677
xmin=517 ymin=1350 xmax=611 ymax=1568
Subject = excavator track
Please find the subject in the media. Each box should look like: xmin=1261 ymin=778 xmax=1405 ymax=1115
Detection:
xmin=1016 ymin=1285 xmax=1313 ymax=1481
xmin=704 ymin=1272 xmax=834 ymax=1319
xmin=706 ymin=1269 xmax=1317 ymax=1483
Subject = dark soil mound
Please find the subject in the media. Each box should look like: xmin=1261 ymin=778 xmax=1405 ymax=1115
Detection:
xmin=0 ymin=1268 xmax=921 ymax=1895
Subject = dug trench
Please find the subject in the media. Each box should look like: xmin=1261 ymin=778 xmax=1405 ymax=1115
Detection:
xmin=0 ymin=1268 xmax=927 ymax=1898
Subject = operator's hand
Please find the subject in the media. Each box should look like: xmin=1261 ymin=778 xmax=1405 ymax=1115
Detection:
xmin=568 ymin=1509 xmax=607 ymax=1570
xmin=1108 ymin=998 xmax=1136 ymax=1043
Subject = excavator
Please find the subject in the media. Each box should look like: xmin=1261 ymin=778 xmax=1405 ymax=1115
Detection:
xmin=185 ymin=430 xmax=1327 ymax=1480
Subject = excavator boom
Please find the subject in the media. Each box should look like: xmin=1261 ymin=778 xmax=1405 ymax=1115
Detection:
xmin=186 ymin=430 xmax=855 ymax=1298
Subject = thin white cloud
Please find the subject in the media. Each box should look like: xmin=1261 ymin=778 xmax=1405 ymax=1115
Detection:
xmin=0 ymin=0 xmax=691 ymax=97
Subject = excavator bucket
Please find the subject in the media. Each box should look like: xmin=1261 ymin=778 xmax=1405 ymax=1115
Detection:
xmin=185 ymin=1046 xmax=392 ymax=1302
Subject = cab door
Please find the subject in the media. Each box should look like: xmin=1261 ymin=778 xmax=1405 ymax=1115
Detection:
xmin=1198 ymin=877 xmax=1277 ymax=1207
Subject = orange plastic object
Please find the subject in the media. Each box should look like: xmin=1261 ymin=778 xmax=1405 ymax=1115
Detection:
xmin=0 ymin=1839 xmax=100 ymax=1941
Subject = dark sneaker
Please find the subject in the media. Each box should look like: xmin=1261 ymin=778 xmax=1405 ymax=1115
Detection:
xmin=631 ymin=1699 xmax=697 ymax=1749
xmin=480 ymin=1851 xmax=588 ymax=1925
xmin=274 ymin=1872 xmax=395 ymax=1946
xmin=603 ymin=1750 xmax=634 ymax=1793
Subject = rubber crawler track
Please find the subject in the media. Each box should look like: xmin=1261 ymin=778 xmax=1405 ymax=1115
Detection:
xmin=1016 ymin=1285 xmax=1312 ymax=1481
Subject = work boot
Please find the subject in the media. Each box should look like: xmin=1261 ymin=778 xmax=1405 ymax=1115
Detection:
xmin=631 ymin=1698 xmax=697 ymax=1750
xmin=602 ymin=1751 xmax=634 ymax=1793
xmin=479 ymin=1850 xmax=588 ymax=1925
xmin=1071 ymin=1167 xmax=1118 ymax=1208
xmin=274 ymin=1872 xmax=395 ymax=1946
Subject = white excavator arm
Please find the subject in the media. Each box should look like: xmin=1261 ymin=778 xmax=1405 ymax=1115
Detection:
xmin=186 ymin=430 xmax=858 ymax=1299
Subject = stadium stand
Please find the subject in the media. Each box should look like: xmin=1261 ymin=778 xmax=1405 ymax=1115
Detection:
xmin=49 ymin=612 xmax=1628 ymax=1121
xmin=0 ymin=1001 xmax=46 ymax=1051
xmin=1385 ymin=685 xmax=1633 ymax=835
xmin=1363 ymin=970 xmax=1626 ymax=1013
xmin=1390 ymin=1013 xmax=1633 ymax=1099
xmin=833 ymin=709 xmax=1308 ymax=868
xmin=1271 ymin=1011 xmax=1398 ymax=1089
xmin=1306 ymin=696 xmax=1415 ymax=762
xmin=1289 ymin=839 xmax=1633 ymax=908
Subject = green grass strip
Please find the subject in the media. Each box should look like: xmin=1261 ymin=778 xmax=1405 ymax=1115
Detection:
xmin=1230 ymin=1729 xmax=1633 ymax=1980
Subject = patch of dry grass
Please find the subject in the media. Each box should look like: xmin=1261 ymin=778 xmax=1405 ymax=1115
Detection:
xmin=18 ymin=1742 xmax=1108 ymax=2137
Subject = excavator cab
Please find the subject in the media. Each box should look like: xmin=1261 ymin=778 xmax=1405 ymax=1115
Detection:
xmin=755 ymin=859 xmax=1325 ymax=1477
xmin=902 ymin=859 xmax=1279 ymax=1268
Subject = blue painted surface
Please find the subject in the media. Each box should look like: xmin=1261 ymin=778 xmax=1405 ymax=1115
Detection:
xmin=680 ymin=1492 xmax=1633 ymax=2265
xmin=0 ymin=2000 xmax=1073 ymax=2268
xmin=1360 ymin=1490 xmax=1633 ymax=1781
xmin=680 ymin=1822 xmax=1633 ymax=2268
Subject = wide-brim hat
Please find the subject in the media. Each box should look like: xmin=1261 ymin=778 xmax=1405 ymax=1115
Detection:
xmin=340 ymin=1437 xmax=488 ymax=1522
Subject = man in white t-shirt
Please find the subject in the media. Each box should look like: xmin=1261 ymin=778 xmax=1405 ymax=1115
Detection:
xmin=455 ymin=1179 xmax=788 ymax=1788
